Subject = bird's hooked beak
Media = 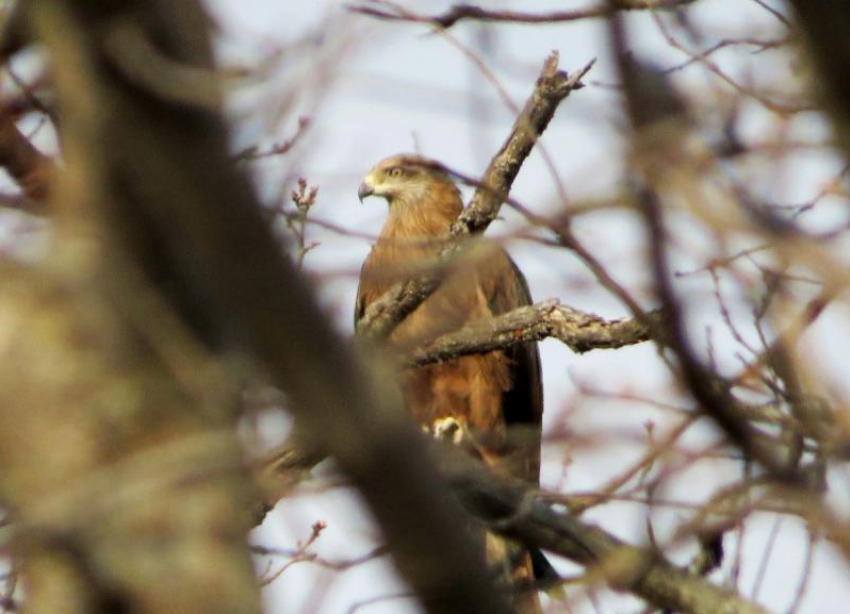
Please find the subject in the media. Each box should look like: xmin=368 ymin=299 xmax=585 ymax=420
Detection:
xmin=358 ymin=179 xmax=374 ymax=203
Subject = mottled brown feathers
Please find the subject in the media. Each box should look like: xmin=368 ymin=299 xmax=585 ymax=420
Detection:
xmin=355 ymin=153 xmax=544 ymax=612
xmin=356 ymin=153 xmax=542 ymax=479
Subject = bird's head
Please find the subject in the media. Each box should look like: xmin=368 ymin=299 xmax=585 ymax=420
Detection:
xmin=358 ymin=154 xmax=455 ymax=206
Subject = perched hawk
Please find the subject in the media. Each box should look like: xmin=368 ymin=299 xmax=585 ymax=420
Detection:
xmin=355 ymin=154 xmax=546 ymax=612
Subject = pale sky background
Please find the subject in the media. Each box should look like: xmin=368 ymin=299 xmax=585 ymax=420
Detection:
xmin=193 ymin=2 xmax=850 ymax=614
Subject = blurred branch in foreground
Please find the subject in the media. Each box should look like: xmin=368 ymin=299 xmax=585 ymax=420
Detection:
xmin=256 ymin=442 xmax=771 ymax=614
xmin=11 ymin=3 xmax=516 ymax=614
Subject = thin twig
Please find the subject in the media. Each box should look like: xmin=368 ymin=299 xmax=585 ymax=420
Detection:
xmin=607 ymin=3 xmax=800 ymax=481
xmin=349 ymin=0 xmax=698 ymax=29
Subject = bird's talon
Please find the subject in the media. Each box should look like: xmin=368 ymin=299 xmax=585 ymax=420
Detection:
xmin=431 ymin=417 xmax=465 ymax=445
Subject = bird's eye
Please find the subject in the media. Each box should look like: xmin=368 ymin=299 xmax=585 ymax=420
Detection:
xmin=388 ymin=167 xmax=403 ymax=178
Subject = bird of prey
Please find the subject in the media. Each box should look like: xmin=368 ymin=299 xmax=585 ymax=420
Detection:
xmin=355 ymin=154 xmax=546 ymax=612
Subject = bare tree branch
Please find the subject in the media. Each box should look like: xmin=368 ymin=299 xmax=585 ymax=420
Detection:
xmin=234 ymin=116 xmax=310 ymax=161
xmin=30 ymin=4 xmax=516 ymax=614
xmin=256 ymin=443 xmax=771 ymax=614
xmin=3 ymin=1 xmax=838 ymax=613
xmin=406 ymin=300 xmax=657 ymax=367
xmin=350 ymin=0 xmax=698 ymax=29
xmin=356 ymin=52 xmax=593 ymax=341
xmin=605 ymin=6 xmax=799 ymax=481
xmin=440 ymin=452 xmax=771 ymax=614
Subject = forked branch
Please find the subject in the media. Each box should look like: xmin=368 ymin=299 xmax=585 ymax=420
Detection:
xmin=356 ymin=52 xmax=593 ymax=340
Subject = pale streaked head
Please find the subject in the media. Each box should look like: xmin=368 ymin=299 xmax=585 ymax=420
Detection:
xmin=358 ymin=154 xmax=455 ymax=205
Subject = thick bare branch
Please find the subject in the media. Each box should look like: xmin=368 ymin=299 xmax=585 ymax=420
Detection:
xmin=441 ymin=453 xmax=770 ymax=614
xmin=407 ymin=300 xmax=657 ymax=367
xmin=357 ymin=53 xmax=592 ymax=341
xmin=33 ymin=4 xmax=515 ymax=614
xmin=256 ymin=443 xmax=770 ymax=614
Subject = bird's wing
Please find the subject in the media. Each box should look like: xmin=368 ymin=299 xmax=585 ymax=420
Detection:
xmin=353 ymin=262 xmax=368 ymax=332
xmin=479 ymin=248 xmax=544 ymax=483
xmin=354 ymin=250 xmax=384 ymax=334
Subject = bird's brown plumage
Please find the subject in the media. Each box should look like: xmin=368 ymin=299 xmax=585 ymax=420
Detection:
xmin=355 ymin=154 xmax=544 ymax=611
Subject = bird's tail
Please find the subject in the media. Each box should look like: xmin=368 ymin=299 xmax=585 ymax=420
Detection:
xmin=486 ymin=533 xmax=542 ymax=614
xmin=531 ymin=548 xmax=567 ymax=602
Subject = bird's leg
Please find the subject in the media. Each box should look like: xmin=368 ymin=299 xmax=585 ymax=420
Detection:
xmin=426 ymin=417 xmax=500 ymax=465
